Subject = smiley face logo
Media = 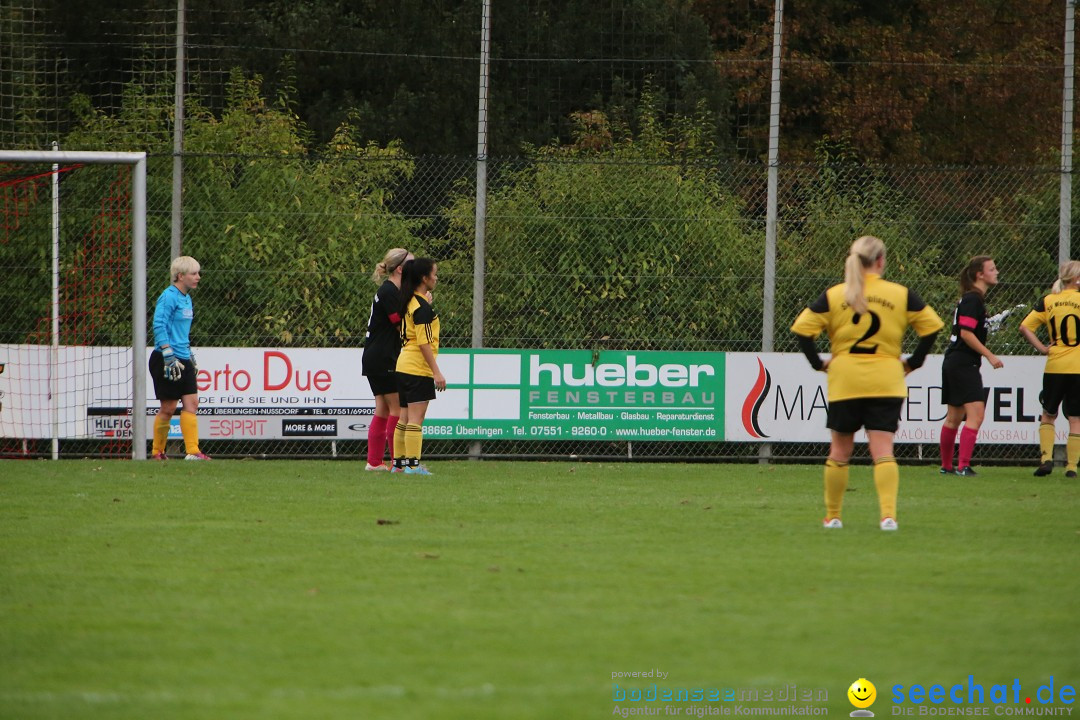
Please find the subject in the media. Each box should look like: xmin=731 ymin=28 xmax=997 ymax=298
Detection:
xmin=848 ymin=678 xmax=877 ymax=714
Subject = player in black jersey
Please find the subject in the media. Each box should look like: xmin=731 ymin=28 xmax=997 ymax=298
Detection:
xmin=361 ymin=248 xmax=412 ymax=471
xmin=939 ymin=256 xmax=1002 ymax=476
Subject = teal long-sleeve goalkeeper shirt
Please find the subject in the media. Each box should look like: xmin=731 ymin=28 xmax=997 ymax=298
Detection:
xmin=152 ymin=285 xmax=193 ymax=360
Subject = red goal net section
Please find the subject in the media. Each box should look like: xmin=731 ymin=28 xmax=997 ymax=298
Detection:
xmin=0 ymin=150 xmax=148 ymax=459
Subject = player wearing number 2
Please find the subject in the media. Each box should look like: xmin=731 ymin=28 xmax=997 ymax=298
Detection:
xmin=1019 ymin=260 xmax=1080 ymax=478
xmin=791 ymin=235 xmax=943 ymax=531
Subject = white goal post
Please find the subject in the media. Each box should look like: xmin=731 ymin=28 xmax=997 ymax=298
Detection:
xmin=0 ymin=149 xmax=148 ymax=459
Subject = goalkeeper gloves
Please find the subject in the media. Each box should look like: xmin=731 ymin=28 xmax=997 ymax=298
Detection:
xmin=162 ymin=348 xmax=183 ymax=382
xmin=190 ymin=352 xmax=198 ymax=372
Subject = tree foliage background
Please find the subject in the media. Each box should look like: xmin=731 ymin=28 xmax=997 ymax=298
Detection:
xmin=4 ymin=0 xmax=1063 ymax=164
xmin=0 ymin=0 xmax=1069 ymax=351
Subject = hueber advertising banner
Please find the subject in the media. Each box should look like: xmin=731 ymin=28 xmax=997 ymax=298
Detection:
xmin=421 ymin=349 xmax=724 ymax=442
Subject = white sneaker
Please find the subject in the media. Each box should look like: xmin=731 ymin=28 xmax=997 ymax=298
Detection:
xmin=822 ymin=518 xmax=843 ymax=529
xmin=364 ymin=463 xmax=389 ymax=472
xmin=880 ymin=517 xmax=898 ymax=531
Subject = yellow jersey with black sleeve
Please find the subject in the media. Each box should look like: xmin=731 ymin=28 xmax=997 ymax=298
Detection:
xmin=395 ymin=293 xmax=440 ymax=378
xmin=1021 ymin=288 xmax=1080 ymax=374
xmin=791 ymin=274 xmax=944 ymax=401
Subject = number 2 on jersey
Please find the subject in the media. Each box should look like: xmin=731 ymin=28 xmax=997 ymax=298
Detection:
xmin=850 ymin=311 xmax=881 ymax=354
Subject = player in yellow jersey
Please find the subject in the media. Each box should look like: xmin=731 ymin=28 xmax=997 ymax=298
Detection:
xmin=1019 ymin=260 xmax=1080 ymax=478
xmin=392 ymin=258 xmax=444 ymax=475
xmin=791 ymin=235 xmax=943 ymax=531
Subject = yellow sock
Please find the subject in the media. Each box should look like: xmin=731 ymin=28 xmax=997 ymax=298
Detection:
xmin=1068 ymin=434 xmax=1080 ymax=472
xmin=180 ymin=411 xmax=200 ymax=455
xmin=823 ymin=459 xmax=848 ymax=520
xmin=1040 ymin=422 xmax=1056 ymax=463
xmin=152 ymin=415 xmax=171 ymax=455
xmin=874 ymin=456 xmax=900 ymax=520
xmin=394 ymin=422 xmax=407 ymax=464
xmin=405 ymin=423 xmax=423 ymax=463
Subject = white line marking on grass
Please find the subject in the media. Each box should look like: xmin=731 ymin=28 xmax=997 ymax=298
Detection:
xmin=3 ymin=683 xmax=518 ymax=704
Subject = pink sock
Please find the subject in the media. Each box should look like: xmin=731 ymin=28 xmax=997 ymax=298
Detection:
xmin=367 ymin=415 xmax=389 ymax=466
xmin=939 ymin=425 xmax=958 ymax=470
xmin=386 ymin=414 xmax=399 ymax=460
xmin=958 ymin=425 xmax=978 ymax=470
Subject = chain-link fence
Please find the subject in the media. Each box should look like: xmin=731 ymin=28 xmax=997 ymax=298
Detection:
xmin=0 ymin=1 xmax=1073 ymax=462
xmin=0 ymin=153 xmax=1065 ymax=461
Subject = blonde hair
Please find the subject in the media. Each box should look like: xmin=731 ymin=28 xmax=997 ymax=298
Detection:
xmin=843 ymin=235 xmax=885 ymax=315
xmin=1051 ymin=260 xmax=1080 ymax=293
xmin=170 ymin=255 xmax=200 ymax=283
xmin=372 ymin=247 xmax=410 ymax=283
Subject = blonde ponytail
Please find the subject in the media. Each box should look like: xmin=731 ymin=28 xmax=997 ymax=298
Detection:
xmin=372 ymin=247 xmax=410 ymax=283
xmin=843 ymin=235 xmax=885 ymax=315
xmin=1053 ymin=260 xmax=1080 ymax=293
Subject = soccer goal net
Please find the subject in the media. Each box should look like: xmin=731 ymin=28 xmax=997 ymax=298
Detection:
xmin=0 ymin=150 xmax=148 ymax=459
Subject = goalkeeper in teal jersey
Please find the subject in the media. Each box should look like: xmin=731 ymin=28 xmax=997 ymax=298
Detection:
xmin=149 ymin=255 xmax=209 ymax=460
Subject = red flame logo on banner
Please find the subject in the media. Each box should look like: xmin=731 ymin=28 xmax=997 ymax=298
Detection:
xmin=741 ymin=358 xmax=771 ymax=439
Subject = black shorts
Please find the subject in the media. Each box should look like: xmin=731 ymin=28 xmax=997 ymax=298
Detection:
xmin=941 ymin=358 xmax=985 ymax=407
xmin=827 ymin=397 xmax=904 ymax=434
xmin=366 ymin=371 xmax=398 ymax=397
xmin=397 ymin=372 xmax=436 ymax=406
xmin=1040 ymin=373 xmax=1080 ymax=417
xmin=149 ymin=351 xmax=198 ymax=401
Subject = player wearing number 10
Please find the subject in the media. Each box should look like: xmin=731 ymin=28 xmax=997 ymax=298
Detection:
xmin=1019 ymin=260 xmax=1080 ymax=478
xmin=791 ymin=235 xmax=943 ymax=531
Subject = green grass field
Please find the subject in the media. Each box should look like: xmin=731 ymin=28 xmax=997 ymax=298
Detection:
xmin=1 ymin=459 xmax=1078 ymax=720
